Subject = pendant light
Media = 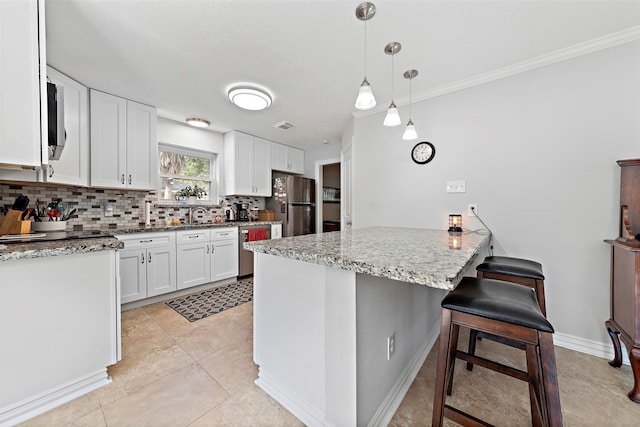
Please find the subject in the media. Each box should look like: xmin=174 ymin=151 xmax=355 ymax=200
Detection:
xmin=402 ymin=69 xmax=418 ymax=140
xmin=354 ymin=2 xmax=376 ymax=110
xmin=383 ymin=42 xmax=402 ymax=127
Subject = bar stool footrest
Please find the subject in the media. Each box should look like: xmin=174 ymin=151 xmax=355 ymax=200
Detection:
xmin=476 ymin=331 xmax=527 ymax=350
xmin=444 ymin=405 xmax=494 ymax=427
xmin=455 ymin=350 xmax=528 ymax=382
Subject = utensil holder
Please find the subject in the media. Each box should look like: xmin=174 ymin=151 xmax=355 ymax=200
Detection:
xmin=0 ymin=210 xmax=31 ymax=235
xmin=31 ymin=220 xmax=67 ymax=232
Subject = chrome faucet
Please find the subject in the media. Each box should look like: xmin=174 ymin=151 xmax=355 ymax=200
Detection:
xmin=187 ymin=207 xmax=208 ymax=224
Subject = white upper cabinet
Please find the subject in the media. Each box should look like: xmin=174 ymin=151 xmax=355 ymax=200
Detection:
xmin=126 ymin=101 xmax=157 ymax=190
xmin=90 ymin=89 xmax=157 ymax=190
xmin=288 ymin=147 xmax=304 ymax=174
xmin=0 ymin=0 xmax=46 ymax=169
xmin=224 ymin=131 xmax=272 ymax=196
xmin=43 ymin=67 xmax=90 ymax=186
xmin=271 ymin=142 xmax=304 ymax=174
xmin=254 ymin=137 xmax=272 ymax=195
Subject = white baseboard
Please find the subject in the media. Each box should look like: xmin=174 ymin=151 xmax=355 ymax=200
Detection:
xmin=255 ymin=368 xmax=326 ymax=427
xmin=553 ymin=332 xmax=630 ymax=365
xmin=256 ymin=323 xmax=441 ymax=427
xmin=0 ymin=369 xmax=111 ymax=427
xmin=367 ymin=322 xmax=440 ymax=427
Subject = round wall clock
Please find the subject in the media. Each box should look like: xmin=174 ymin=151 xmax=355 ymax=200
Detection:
xmin=411 ymin=141 xmax=435 ymax=164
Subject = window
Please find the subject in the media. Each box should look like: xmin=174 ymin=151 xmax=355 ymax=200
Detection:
xmin=158 ymin=145 xmax=218 ymax=203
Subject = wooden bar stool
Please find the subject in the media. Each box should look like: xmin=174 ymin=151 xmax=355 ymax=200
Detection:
xmin=432 ymin=277 xmax=563 ymax=427
xmin=467 ymin=255 xmax=546 ymax=372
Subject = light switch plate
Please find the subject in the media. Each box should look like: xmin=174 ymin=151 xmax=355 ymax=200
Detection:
xmin=446 ymin=180 xmax=466 ymax=193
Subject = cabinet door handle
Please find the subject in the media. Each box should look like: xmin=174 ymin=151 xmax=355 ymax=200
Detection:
xmin=48 ymin=164 xmax=54 ymax=178
xmin=140 ymin=239 xmax=153 ymax=243
xmin=211 ymin=244 xmax=214 ymax=253
xmin=128 ymin=174 xmax=132 ymax=185
xmin=219 ymin=232 xmax=228 ymax=236
xmin=207 ymin=244 xmax=210 ymax=254
xmin=188 ymin=235 xmax=199 ymax=239
xmin=148 ymin=253 xmax=152 ymax=263
xmin=141 ymin=253 xmax=145 ymax=263
xmin=121 ymin=174 xmax=125 ymax=184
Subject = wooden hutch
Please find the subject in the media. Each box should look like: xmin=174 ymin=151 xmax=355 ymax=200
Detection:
xmin=605 ymin=158 xmax=640 ymax=402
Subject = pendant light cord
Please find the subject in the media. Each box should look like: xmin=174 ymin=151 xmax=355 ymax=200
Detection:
xmin=363 ymin=20 xmax=368 ymax=78
xmin=391 ymin=51 xmax=395 ymax=100
xmin=408 ymin=77 xmax=412 ymax=119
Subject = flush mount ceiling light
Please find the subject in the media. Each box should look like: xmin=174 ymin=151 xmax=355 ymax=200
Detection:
xmin=402 ymin=69 xmax=419 ymax=141
xmin=228 ymin=86 xmax=272 ymax=111
xmin=185 ymin=117 xmax=210 ymax=128
xmin=383 ymin=42 xmax=402 ymax=127
xmin=354 ymin=2 xmax=376 ymax=111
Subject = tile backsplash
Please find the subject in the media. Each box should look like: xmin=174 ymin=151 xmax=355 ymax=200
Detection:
xmin=1 ymin=183 xmax=265 ymax=231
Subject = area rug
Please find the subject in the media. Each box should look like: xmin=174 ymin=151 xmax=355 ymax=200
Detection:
xmin=165 ymin=280 xmax=253 ymax=322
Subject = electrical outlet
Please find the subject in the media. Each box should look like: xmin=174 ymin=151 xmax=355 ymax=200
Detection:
xmin=467 ymin=203 xmax=478 ymax=216
xmin=387 ymin=333 xmax=396 ymax=360
xmin=104 ymin=204 xmax=114 ymax=217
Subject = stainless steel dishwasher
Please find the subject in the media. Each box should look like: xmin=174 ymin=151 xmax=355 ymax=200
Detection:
xmin=238 ymin=224 xmax=271 ymax=277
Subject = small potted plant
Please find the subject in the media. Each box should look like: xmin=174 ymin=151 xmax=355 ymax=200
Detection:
xmin=175 ymin=185 xmax=207 ymax=204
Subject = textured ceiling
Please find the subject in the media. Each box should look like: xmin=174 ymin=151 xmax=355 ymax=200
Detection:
xmin=45 ymin=0 xmax=640 ymax=149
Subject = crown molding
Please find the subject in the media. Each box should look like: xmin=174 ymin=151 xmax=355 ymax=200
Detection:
xmin=353 ymin=25 xmax=640 ymax=119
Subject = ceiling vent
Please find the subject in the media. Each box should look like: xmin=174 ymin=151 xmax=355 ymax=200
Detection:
xmin=274 ymin=121 xmax=295 ymax=130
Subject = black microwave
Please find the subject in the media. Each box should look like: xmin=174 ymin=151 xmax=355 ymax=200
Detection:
xmin=47 ymin=82 xmax=65 ymax=160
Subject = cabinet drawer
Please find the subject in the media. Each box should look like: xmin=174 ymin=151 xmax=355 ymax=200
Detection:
xmin=115 ymin=232 xmax=174 ymax=248
xmin=211 ymin=227 xmax=238 ymax=241
xmin=176 ymin=229 xmax=209 ymax=244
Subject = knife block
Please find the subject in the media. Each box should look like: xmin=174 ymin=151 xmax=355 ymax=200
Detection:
xmin=0 ymin=210 xmax=31 ymax=235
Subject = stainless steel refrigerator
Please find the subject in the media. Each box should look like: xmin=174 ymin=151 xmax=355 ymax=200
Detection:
xmin=267 ymin=176 xmax=315 ymax=237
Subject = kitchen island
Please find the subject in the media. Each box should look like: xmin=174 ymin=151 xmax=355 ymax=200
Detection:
xmin=244 ymin=227 xmax=489 ymax=427
xmin=0 ymin=234 xmax=123 ymax=426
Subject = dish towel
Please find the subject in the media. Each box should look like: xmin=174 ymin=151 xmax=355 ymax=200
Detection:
xmin=248 ymin=228 xmax=269 ymax=241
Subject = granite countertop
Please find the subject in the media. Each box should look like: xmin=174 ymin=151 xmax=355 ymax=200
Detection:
xmin=118 ymin=220 xmax=281 ymax=234
xmin=244 ymin=226 xmax=490 ymax=290
xmin=0 ymin=236 xmax=123 ymax=262
xmin=0 ymin=221 xmax=282 ymax=262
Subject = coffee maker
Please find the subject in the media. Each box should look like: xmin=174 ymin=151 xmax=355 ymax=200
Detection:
xmin=235 ymin=203 xmax=250 ymax=221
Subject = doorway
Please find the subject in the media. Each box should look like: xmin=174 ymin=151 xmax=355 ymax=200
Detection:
xmin=315 ymin=158 xmax=341 ymax=233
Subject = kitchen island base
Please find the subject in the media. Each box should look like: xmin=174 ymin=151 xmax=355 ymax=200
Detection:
xmin=253 ymin=252 xmax=448 ymax=426
xmin=0 ymin=251 xmax=120 ymax=426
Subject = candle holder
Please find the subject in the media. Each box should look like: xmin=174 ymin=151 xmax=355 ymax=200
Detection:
xmin=448 ymin=214 xmax=462 ymax=232
xmin=449 ymin=231 xmax=462 ymax=250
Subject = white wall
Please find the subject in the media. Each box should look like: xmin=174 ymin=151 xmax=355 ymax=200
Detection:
xmin=157 ymin=117 xmax=224 ymax=152
xmin=304 ymin=142 xmax=341 ymax=178
xmin=351 ymin=41 xmax=640 ymax=345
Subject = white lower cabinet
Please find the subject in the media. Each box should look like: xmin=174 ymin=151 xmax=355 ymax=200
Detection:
xmin=116 ymin=232 xmax=176 ymax=303
xmin=211 ymin=228 xmax=239 ymax=281
xmin=176 ymin=229 xmax=210 ymax=290
xmin=177 ymin=227 xmax=239 ymax=289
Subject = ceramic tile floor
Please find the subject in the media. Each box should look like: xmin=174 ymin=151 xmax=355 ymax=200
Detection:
xmin=20 ymin=298 xmax=640 ymax=426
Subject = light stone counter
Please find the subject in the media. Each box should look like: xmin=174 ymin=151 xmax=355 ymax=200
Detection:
xmin=0 ymin=236 xmax=123 ymax=262
xmin=118 ymin=220 xmax=281 ymax=234
xmin=244 ymin=226 xmax=489 ymax=290
xmin=0 ymin=220 xmax=281 ymax=262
